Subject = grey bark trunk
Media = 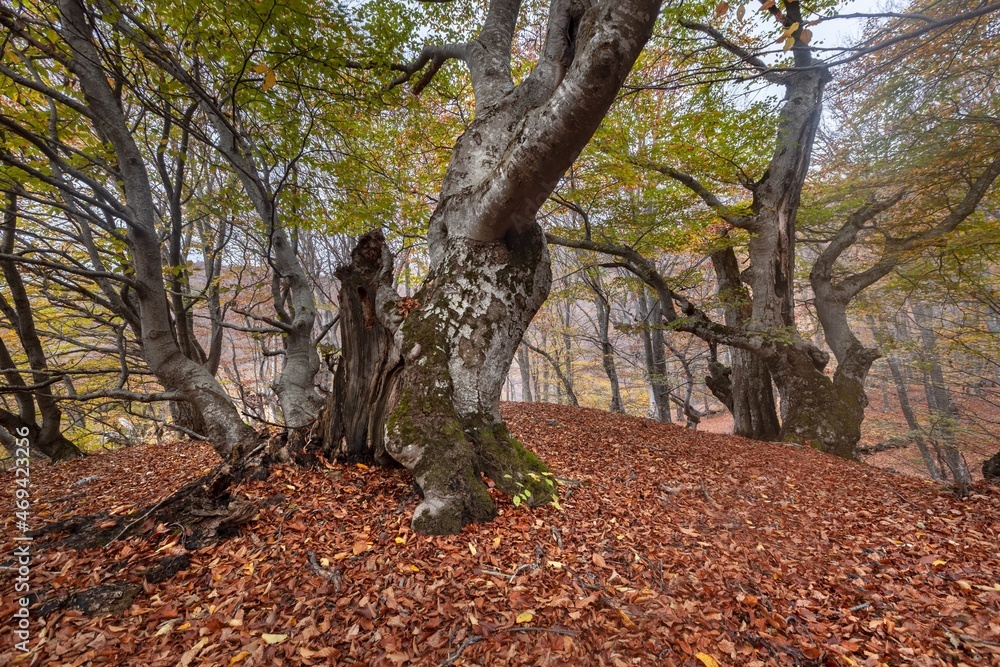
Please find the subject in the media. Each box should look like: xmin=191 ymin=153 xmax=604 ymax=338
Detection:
xmin=387 ymin=226 xmax=553 ymax=534
xmin=886 ymin=354 xmax=943 ymax=482
xmin=1 ymin=193 xmax=83 ymax=460
xmin=59 ymin=0 xmax=256 ymax=459
xmin=516 ymin=345 xmax=533 ymax=402
xmin=912 ymin=303 xmax=970 ymax=488
xmin=383 ymin=0 xmax=661 ymax=534
xmin=707 ymin=248 xmax=780 ymax=440
xmin=637 ymin=292 xmax=672 ymax=422
xmin=592 ymin=279 xmax=624 ymax=413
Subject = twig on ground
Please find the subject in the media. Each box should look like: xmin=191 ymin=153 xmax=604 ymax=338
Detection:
xmin=438 ymin=634 xmax=484 ymax=666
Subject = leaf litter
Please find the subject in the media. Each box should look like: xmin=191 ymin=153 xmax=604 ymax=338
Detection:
xmin=1 ymin=402 xmax=998 ymax=666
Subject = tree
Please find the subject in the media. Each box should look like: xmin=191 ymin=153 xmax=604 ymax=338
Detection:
xmin=552 ymin=0 xmax=1000 ymax=458
xmin=0 ymin=194 xmax=82 ymax=459
xmin=378 ymin=0 xmax=662 ymax=533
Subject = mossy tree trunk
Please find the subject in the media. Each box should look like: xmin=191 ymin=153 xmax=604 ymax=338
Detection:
xmin=765 ymin=343 xmax=876 ymax=461
xmin=381 ymin=0 xmax=660 ymax=533
xmin=386 ymin=227 xmax=553 ymax=534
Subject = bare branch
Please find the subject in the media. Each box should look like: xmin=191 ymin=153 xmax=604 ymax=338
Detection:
xmin=679 ymin=21 xmax=784 ymax=84
xmin=630 ymin=157 xmax=752 ymax=228
xmin=389 ymin=43 xmax=469 ymax=93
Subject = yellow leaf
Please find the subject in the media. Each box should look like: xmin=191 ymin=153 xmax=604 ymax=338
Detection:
xmin=284 ymin=484 xmax=296 ymax=490
xmin=261 ymin=633 xmax=288 ymax=645
xmin=516 ymin=611 xmax=534 ymax=624
xmin=618 ymin=609 xmax=635 ymax=626
xmin=262 ymin=70 xmax=277 ymax=92
xmin=957 ymin=580 xmax=972 ymax=590
xmin=469 ymin=542 xmax=477 ymax=556
xmin=394 ymin=536 xmax=406 ymax=545
xmin=229 ymin=651 xmax=250 ymax=665
xmin=177 ymin=621 xmax=191 ymax=631
xmin=155 ymin=622 xmax=173 ymax=636
xmin=547 ymin=561 xmax=564 ymax=569
xmin=782 ymin=37 xmax=795 ymax=51
xmin=251 ymin=64 xmax=269 ymax=74
xmin=493 ymin=536 xmax=501 ymax=548
xmin=783 ymin=22 xmax=800 ymax=37
xmin=320 ymin=557 xmax=330 ymax=567
xmin=356 ymin=463 xmax=369 ymax=470
xmin=932 ymin=559 xmax=947 ymax=566
xmin=695 ymin=653 xmax=720 ymax=667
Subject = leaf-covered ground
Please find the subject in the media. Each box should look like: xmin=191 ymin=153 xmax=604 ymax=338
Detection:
xmin=2 ymin=403 xmax=998 ymax=666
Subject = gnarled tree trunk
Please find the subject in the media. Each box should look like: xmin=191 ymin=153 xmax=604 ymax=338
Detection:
xmin=387 ymin=227 xmax=553 ymax=534
xmin=316 ymin=231 xmax=402 ymax=465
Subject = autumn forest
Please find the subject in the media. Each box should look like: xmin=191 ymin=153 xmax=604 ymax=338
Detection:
xmin=1 ymin=0 xmax=999 ymax=665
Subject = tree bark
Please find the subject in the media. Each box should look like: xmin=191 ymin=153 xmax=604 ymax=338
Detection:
xmin=588 ymin=273 xmax=624 ymax=413
xmin=387 ymin=226 xmax=553 ymax=534
xmin=59 ymin=0 xmax=257 ymax=460
xmin=316 ymin=231 xmax=402 ymax=465
xmin=886 ymin=354 xmax=943 ymax=481
xmin=637 ymin=291 xmax=672 ymax=422
xmin=912 ymin=303 xmax=970 ymax=488
xmin=707 ymin=247 xmax=780 ymax=440
xmin=516 ymin=345 xmax=534 ymax=402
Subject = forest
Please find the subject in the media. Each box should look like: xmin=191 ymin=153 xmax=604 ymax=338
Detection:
xmin=1 ymin=0 xmax=999 ymax=665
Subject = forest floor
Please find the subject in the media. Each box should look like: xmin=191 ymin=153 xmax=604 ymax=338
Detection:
xmin=2 ymin=402 xmax=999 ymax=666
xmin=699 ymin=387 xmax=1000 ymax=483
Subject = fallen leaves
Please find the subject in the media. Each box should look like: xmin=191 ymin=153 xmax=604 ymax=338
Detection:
xmin=1 ymin=403 xmax=998 ymax=666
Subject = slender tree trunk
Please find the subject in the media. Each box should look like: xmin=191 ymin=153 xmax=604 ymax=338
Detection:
xmin=886 ymin=355 xmax=943 ymax=481
xmin=0 ymin=193 xmax=83 ymax=460
xmin=60 ymin=0 xmax=256 ymax=459
xmin=523 ymin=341 xmax=579 ymax=406
xmin=591 ymin=279 xmax=624 ymax=413
xmin=637 ymin=291 xmax=672 ymax=422
xmin=516 ymin=345 xmax=533 ymax=402
xmin=912 ymin=303 xmax=970 ymax=488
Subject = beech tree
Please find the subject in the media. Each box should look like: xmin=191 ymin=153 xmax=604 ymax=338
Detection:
xmin=376 ymin=0 xmax=663 ymax=533
xmin=552 ymin=0 xmax=1000 ymax=458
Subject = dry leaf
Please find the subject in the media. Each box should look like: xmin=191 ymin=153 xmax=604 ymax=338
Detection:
xmin=695 ymin=652 xmax=720 ymax=667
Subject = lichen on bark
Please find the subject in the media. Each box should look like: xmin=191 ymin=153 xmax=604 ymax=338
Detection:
xmin=385 ymin=224 xmax=553 ymax=535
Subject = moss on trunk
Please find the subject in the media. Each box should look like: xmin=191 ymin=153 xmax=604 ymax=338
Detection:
xmin=385 ymin=225 xmax=553 ymax=535
xmin=773 ymin=346 xmax=867 ymax=461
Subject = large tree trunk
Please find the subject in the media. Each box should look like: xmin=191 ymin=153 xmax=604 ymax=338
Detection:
xmin=387 ymin=226 xmax=553 ymax=534
xmin=766 ymin=341 xmax=877 ymax=461
xmin=316 ymin=231 xmax=402 ymax=465
xmin=707 ymin=248 xmax=780 ymax=440
xmin=381 ymin=0 xmax=660 ymax=533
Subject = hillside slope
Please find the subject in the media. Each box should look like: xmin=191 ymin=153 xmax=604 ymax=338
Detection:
xmin=2 ymin=403 xmax=998 ymax=666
